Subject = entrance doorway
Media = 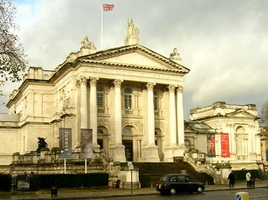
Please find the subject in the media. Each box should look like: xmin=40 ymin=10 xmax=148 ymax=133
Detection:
xmin=123 ymin=140 xmax=133 ymax=161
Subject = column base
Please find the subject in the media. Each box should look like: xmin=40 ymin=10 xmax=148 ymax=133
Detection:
xmin=164 ymin=145 xmax=186 ymax=162
xmin=110 ymin=144 xmax=126 ymax=162
xmin=142 ymin=145 xmax=160 ymax=162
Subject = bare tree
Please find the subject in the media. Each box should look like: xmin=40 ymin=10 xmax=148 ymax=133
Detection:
xmin=0 ymin=0 xmax=27 ymax=86
xmin=260 ymin=100 xmax=268 ymax=126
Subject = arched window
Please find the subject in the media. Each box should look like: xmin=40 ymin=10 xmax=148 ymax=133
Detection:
xmin=97 ymin=86 xmax=104 ymax=108
xmin=235 ymin=126 xmax=248 ymax=155
xmin=124 ymin=87 xmax=132 ymax=109
xmin=123 ymin=127 xmax=132 ymax=135
xmin=97 ymin=128 xmax=104 ymax=134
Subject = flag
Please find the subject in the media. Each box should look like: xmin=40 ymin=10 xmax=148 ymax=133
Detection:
xmin=103 ymin=4 xmax=114 ymax=11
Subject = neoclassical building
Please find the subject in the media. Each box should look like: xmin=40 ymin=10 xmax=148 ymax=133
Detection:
xmin=0 ymin=21 xmax=190 ymax=165
xmin=189 ymin=101 xmax=262 ymax=170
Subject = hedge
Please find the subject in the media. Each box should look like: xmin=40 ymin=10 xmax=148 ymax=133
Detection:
xmin=0 ymin=174 xmax=12 ymax=191
xmin=233 ymin=170 xmax=259 ymax=181
xmin=38 ymin=173 xmax=109 ymax=188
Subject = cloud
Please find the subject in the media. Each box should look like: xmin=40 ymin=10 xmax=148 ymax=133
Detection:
xmin=2 ymin=0 xmax=268 ymax=118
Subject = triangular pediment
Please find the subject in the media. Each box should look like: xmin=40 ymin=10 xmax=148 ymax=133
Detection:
xmin=226 ymin=109 xmax=255 ymax=118
xmin=103 ymin=52 xmax=174 ymax=70
xmin=81 ymin=44 xmax=190 ymax=74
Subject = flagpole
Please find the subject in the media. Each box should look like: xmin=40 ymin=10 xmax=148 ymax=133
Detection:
xmin=101 ymin=3 xmax=104 ymax=50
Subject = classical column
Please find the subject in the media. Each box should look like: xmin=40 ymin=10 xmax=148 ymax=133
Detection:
xmin=143 ymin=82 xmax=159 ymax=162
xmin=80 ymin=76 xmax=88 ymax=129
xmin=250 ymin=125 xmax=255 ymax=154
xmin=89 ymin=77 xmax=99 ymax=151
xmin=163 ymin=85 xmax=179 ymax=162
xmin=176 ymin=86 xmax=185 ymax=146
xmin=147 ymin=82 xmax=155 ymax=145
xmin=176 ymin=86 xmax=186 ymax=155
xmin=169 ymin=85 xmax=177 ymax=146
xmin=114 ymin=79 xmax=123 ymax=145
xmin=75 ymin=79 xmax=81 ymax=150
xmin=229 ymin=123 xmax=236 ymax=159
xmin=110 ymin=79 xmax=126 ymax=162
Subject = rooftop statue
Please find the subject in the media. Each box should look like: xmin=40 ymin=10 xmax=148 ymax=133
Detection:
xmin=127 ymin=19 xmax=139 ymax=37
xmin=81 ymin=37 xmax=96 ymax=50
xmin=169 ymin=48 xmax=182 ymax=62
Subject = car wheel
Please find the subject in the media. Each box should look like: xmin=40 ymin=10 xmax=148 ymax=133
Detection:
xmin=197 ymin=186 xmax=203 ymax=194
xmin=170 ymin=188 xmax=176 ymax=195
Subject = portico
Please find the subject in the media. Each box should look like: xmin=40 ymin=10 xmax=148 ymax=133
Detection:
xmin=1 ymin=20 xmax=190 ymax=165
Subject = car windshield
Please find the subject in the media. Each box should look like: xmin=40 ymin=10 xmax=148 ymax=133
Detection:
xmin=160 ymin=176 xmax=169 ymax=182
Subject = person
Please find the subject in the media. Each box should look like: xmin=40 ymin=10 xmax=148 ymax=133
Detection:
xmin=227 ymin=171 xmax=235 ymax=187
xmin=246 ymin=171 xmax=251 ymax=187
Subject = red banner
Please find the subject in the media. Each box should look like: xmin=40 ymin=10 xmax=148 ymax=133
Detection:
xmin=221 ymin=133 xmax=230 ymax=157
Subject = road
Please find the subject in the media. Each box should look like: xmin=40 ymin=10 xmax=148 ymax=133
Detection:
xmin=89 ymin=188 xmax=268 ymax=200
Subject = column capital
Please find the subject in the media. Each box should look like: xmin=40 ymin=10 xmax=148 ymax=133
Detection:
xmin=114 ymin=79 xmax=123 ymax=88
xmin=78 ymin=76 xmax=88 ymax=85
xmin=146 ymin=82 xmax=155 ymax=91
xmin=177 ymin=85 xmax=183 ymax=93
xmin=168 ymin=84 xmax=176 ymax=92
xmin=90 ymin=77 xmax=99 ymax=86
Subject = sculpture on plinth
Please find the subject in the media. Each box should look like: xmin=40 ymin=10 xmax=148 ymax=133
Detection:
xmin=127 ymin=19 xmax=139 ymax=37
xmin=81 ymin=36 xmax=96 ymax=50
xmin=169 ymin=48 xmax=182 ymax=63
xmin=36 ymin=137 xmax=48 ymax=153
xmin=125 ymin=19 xmax=140 ymax=45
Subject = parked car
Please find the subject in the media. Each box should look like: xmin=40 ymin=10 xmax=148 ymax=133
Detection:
xmin=156 ymin=173 xmax=205 ymax=195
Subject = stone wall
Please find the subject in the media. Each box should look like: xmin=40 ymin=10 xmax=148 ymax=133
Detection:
xmin=0 ymin=148 xmax=135 ymax=188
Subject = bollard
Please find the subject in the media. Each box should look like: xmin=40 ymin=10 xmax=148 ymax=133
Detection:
xmin=51 ymin=186 xmax=57 ymax=197
xmin=236 ymin=192 xmax=249 ymax=200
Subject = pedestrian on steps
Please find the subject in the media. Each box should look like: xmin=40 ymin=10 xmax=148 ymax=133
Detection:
xmin=246 ymin=171 xmax=251 ymax=187
xmin=227 ymin=171 xmax=235 ymax=187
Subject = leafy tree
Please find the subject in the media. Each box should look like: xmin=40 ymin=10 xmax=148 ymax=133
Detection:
xmin=260 ymin=100 xmax=268 ymax=126
xmin=0 ymin=0 xmax=27 ymax=86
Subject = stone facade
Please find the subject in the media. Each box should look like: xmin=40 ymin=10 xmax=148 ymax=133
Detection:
xmin=260 ymin=126 xmax=268 ymax=172
xmin=189 ymin=101 xmax=262 ymax=170
xmin=0 ymin=21 xmax=189 ymax=165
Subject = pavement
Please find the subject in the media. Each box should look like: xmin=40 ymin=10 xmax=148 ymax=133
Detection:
xmin=0 ymin=180 xmax=267 ymax=200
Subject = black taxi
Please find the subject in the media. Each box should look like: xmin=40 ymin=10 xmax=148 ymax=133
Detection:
xmin=156 ymin=173 xmax=205 ymax=195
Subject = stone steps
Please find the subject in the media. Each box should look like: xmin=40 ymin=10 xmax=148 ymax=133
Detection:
xmin=131 ymin=162 xmax=214 ymax=187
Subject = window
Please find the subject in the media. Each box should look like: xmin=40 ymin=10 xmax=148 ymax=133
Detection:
xmin=185 ymin=176 xmax=193 ymax=182
xmin=169 ymin=176 xmax=177 ymax=182
xmin=177 ymin=176 xmax=184 ymax=182
xmin=124 ymin=87 xmax=132 ymax=109
xmin=154 ymin=92 xmax=159 ymax=111
xmin=97 ymin=128 xmax=104 ymax=134
xmin=97 ymin=86 xmax=104 ymax=108
xmin=123 ymin=127 xmax=132 ymax=135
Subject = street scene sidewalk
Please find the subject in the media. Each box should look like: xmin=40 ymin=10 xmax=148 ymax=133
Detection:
xmin=0 ymin=180 xmax=267 ymax=200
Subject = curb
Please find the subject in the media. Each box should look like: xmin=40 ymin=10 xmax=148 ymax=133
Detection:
xmin=0 ymin=185 xmax=267 ymax=200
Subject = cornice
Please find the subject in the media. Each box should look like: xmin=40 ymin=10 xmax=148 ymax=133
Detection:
xmin=82 ymin=44 xmax=190 ymax=72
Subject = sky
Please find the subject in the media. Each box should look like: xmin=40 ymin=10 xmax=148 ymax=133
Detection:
xmin=1 ymin=0 xmax=268 ymax=119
